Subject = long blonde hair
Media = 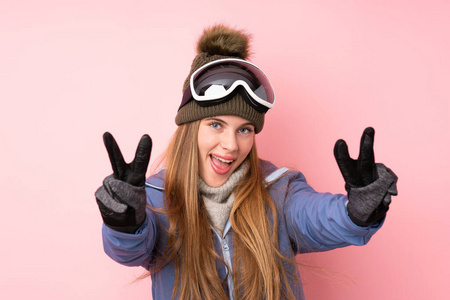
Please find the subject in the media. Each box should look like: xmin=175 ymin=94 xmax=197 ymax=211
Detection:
xmin=151 ymin=120 xmax=297 ymax=299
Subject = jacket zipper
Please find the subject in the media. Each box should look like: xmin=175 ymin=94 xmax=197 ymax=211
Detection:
xmin=213 ymin=220 xmax=234 ymax=299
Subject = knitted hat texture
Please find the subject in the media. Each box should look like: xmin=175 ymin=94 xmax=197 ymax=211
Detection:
xmin=175 ymin=24 xmax=267 ymax=133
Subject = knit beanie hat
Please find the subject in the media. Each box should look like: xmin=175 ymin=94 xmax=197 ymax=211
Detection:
xmin=175 ymin=24 xmax=268 ymax=133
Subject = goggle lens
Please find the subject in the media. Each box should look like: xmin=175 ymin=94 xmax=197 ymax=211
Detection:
xmin=179 ymin=59 xmax=275 ymax=111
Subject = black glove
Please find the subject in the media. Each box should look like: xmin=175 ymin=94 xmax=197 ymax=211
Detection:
xmin=334 ymin=127 xmax=398 ymax=227
xmin=95 ymin=132 xmax=152 ymax=233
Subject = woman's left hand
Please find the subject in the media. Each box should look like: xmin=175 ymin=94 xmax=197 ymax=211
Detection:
xmin=334 ymin=127 xmax=398 ymax=227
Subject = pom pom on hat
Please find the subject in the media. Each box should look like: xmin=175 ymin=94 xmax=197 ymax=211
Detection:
xmin=182 ymin=24 xmax=252 ymax=92
xmin=196 ymin=24 xmax=251 ymax=59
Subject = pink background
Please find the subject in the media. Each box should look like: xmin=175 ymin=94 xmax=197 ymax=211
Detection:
xmin=1 ymin=1 xmax=449 ymax=299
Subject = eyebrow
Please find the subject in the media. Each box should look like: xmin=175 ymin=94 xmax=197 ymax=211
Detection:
xmin=205 ymin=117 xmax=255 ymax=127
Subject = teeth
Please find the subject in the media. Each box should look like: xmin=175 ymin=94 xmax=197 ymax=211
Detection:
xmin=211 ymin=155 xmax=233 ymax=164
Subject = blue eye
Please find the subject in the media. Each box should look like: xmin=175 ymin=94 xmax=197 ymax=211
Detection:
xmin=210 ymin=122 xmax=221 ymax=129
xmin=239 ymin=127 xmax=253 ymax=134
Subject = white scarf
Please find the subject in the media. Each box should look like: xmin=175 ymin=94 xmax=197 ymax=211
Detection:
xmin=198 ymin=160 xmax=250 ymax=235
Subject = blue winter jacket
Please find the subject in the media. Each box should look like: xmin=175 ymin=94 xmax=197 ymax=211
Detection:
xmin=102 ymin=160 xmax=383 ymax=299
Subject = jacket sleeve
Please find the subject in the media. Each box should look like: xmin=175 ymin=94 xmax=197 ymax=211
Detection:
xmin=283 ymin=171 xmax=383 ymax=254
xmin=102 ymin=199 xmax=159 ymax=268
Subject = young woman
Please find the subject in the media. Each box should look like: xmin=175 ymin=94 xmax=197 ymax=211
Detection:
xmin=95 ymin=25 xmax=398 ymax=300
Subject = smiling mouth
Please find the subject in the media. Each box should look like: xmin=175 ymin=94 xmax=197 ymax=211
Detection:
xmin=211 ymin=154 xmax=233 ymax=164
xmin=210 ymin=154 xmax=234 ymax=174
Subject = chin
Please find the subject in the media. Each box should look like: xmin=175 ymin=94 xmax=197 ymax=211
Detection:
xmin=205 ymin=174 xmax=229 ymax=188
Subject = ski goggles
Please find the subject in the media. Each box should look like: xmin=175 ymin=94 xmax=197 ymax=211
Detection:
xmin=179 ymin=58 xmax=275 ymax=112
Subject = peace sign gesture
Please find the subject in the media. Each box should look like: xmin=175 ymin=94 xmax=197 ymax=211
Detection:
xmin=103 ymin=132 xmax=152 ymax=187
xmin=334 ymin=127 xmax=398 ymax=227
xmin=95 ymin=132 xmax=152 ymax=233
xmin=334 ymin=127 xmax=376 ymax=191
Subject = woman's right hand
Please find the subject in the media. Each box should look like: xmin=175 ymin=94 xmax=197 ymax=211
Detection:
xmin=95 ymin=132 xmax=152 ymax=233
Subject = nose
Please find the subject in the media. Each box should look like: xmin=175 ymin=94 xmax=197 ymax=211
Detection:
xmin=220 ymin=130 xmax=238 ymax=152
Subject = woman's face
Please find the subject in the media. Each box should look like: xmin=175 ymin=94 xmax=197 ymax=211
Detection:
xmin=198 ymin=115 xmax=255 ymax=187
